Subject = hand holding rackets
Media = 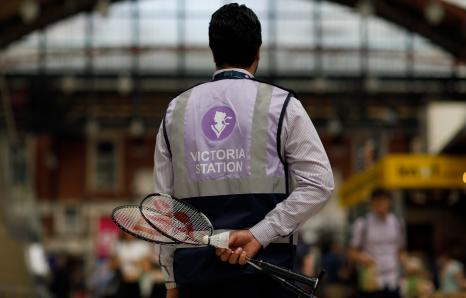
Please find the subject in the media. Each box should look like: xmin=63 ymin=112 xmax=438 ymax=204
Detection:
xmin=216 ymin=230 xmax=261 ymax=265
xmin=112 ymin=193 xmax=324 ymax=297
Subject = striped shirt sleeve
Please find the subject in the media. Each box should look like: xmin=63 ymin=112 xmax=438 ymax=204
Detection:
xmin=154 ymin=96 xmax=334 ymax=285
xmin=250 ymin=97 xmax=334 ymax=247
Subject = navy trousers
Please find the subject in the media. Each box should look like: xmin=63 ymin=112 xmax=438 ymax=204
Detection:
xmin=179 ymin=274 xmax=292 ymax=298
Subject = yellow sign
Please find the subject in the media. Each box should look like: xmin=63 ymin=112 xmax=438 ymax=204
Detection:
xmin=339 ymin=154 xmax=466 ymax=207
xmin=338 ymin=163 xmax=382 ymax=207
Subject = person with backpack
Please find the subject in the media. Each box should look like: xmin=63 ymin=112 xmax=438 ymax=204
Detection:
xmin=349 ymin=188 xmax=407 ymax=298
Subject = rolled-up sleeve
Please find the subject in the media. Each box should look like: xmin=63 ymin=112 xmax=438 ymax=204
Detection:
xmin=250 ymin=98 xmax=334 ymax=247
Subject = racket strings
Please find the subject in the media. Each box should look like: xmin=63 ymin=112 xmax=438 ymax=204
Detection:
xmin=140 ymin=194 xmax=213 ymax=245
xmin=113 ymin=194 xmax=322 ymax=297
xmin=112 ymin=206 xmax=174 ymax=243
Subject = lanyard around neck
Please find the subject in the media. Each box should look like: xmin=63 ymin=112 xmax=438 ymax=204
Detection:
xmin=213 ymin=70 xmax=252 ymax=81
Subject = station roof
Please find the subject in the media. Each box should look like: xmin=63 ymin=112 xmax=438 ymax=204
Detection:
xmin=1 ymin=0 xmax=466 ymax=61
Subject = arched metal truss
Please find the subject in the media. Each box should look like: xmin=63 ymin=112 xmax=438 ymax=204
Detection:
xmin=1 ymin=0 xmax=465 ymax=61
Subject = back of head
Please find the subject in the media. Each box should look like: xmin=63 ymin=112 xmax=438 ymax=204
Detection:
xmin=209 ymin=3 xmax=262 ymax=68
xmin=369 ymin=187 xmax=392 ymax=216
xmin=370 ymin=187 xmax=392 ymax=201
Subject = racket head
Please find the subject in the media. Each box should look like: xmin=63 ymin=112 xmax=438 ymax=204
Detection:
xmin=139 ymin=193 xmax=214 ymax=245
xmin=111 ymin=205 xmax=177 ymax=244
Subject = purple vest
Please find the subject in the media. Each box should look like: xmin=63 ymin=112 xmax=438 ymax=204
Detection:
xmin=163 ymin=76 xmax=295 ymax=284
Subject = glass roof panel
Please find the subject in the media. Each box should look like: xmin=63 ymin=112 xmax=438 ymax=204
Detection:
xmin=0 ymin=0 xmax=456 ymax=77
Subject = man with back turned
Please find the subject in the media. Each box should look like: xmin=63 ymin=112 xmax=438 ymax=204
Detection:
xmin=153 ymin=3 xmax=334 ymax=297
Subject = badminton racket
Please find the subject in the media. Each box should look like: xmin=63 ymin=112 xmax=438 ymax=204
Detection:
xmin=111 ymin=205 xmax=177 ymax=244
xmin=139 ymin=193 xmax=321 ymax=293
xmin=112 ymin=207 xmax=320 ymax=297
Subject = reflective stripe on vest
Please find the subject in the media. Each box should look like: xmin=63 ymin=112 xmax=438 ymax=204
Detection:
xmin=167 ymin=81 xmax=287 ymax=198
xmin=164 ymin=79 xmax=296 ymax=284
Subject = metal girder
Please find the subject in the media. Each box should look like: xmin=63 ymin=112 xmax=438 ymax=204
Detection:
xmin=1 ymin=0 xmax=466 ymax=59
xmin=4 ymin=73 xmax=466 ymax=100
xmin=332 ymin=0 xmax=466 ymax=62
xmin=0 ymin=0 xmax=122 ymax=49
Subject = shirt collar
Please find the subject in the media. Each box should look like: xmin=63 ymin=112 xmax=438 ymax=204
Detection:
xmin=369 ymin=212 xmax=389 ymax=223
xmin=212 ymin=68 xmax=254 ymax=80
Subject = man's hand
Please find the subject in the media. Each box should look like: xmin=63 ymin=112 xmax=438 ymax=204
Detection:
xmin=166 ymin=288 xmax=179 ymax=298
xmin=216 ymin=230 xmax=262 ymax=265
xmin=349 ymin=248 xmax=375 ymax=267
xmin=358 ymin=252 xmax=375 ymax=267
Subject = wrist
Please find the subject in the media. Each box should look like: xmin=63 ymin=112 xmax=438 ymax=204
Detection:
xmin=165 ymin=282 xmax=177 ymax=289
xmin=249 ymin=220 xmax=277 ymax=248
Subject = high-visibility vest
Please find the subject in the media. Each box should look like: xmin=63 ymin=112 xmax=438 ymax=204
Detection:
xmin=163 ymin=71 xmax=296 ymax=285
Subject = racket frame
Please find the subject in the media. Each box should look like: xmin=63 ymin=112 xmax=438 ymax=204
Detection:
xmin=139 ymin=193 xmax=214 ymax=245
xmin=136 ymin=193 xmax=324 ymax=296
xmin=248 ymin=261 xmax=317 ymax=298
xmin=248 ymin=258 xmax=319 ymax=288
xmin=111 ymin=205 xmax=178 ymax=244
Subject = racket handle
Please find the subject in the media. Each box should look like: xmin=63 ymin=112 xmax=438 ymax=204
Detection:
xmin=202 ymin=231 xmax=230 ymax=249
xmin=247 ymin=261 xmax=316 ymax=298
xmin=264 ymin=271 xmax=317 ymax=298
xmin=314 ymin=270 xmax=325 ymax=291
xmin=250 ymin=258 xmax=318 ymax=288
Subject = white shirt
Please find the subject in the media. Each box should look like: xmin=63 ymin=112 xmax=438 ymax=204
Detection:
xmin=115 ymin=240 xmax=151 ymax=279
xmin=351 ymin=212 xmax=405 ymax=290
xmin=154 ymin=68 xmax=334 ymax=288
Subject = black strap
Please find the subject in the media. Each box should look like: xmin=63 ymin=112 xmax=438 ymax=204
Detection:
xmin=361 ymin=215 xmax=369 ymax=250
xmin=276 ymin=92 xmax=295 ymax=256
xmin=162 ymin=117 xmax=172 ymax=157
xmin=248 ymin=77 xmax=296 ymax=98
xmin=277 ymin=93 xmax=292 ymax=194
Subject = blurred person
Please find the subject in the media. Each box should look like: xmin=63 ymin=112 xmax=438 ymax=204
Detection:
xmin=147 ymin=245 xmax=166 ymax=298
xmin=321 ymin=238 xmax=343 ymax=284
xmin=321 ymin=238 xmax=353 ymax=298
xmin=349 ymin=188 xmax=407 ymax=298
xmin=302 ymin=246 xmax=321 ymax=278
xmin=87 ymin=257 xmax=119 ymax=298
xmin=138 ymin=245 xmax=166 ymax=298
xmin=113 ymin=232 xmax=151 ymax=298
xmin=25 ymin=240 xmax=51 ymax=297
xmin=70 ymin=258 xmax=86 ymax=298
xmin=401 ymin=256 xmax=434 ymax=298
xmin=438 ymin=248 xmax=466 ymax=293
xmin=49 ymin=254 xmax=71 ymax=298
xmin=147 ymin=265 xmax=166 ymax=298
xmin=154 ymin=3 xmax=333 ymax=298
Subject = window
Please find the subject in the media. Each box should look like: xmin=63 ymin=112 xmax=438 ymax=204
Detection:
xmin=87 ymin=136 xmax=122 ymax=192
xmin=9 ymin=145 xmax=28 ymax=187
xmin=95 ymin=141 xmax=116 ymax=189
xmin=55 ymin=204 xmax=83 ymax=235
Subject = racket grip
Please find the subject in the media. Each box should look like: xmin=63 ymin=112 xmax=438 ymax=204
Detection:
xmin=251 ymin=259 xmax=318 ymax=288
xmin=266 ymin=273 xmax=317 ymax=298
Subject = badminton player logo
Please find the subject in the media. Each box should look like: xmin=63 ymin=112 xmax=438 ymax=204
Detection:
xmin=202 ymin=106 xmax=236 ymax=141
xmin=212 ymin=111 xmax=231 ymax=138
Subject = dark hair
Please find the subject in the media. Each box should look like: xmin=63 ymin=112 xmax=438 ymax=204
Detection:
xmin=370 ymin=188 xmax=392 ymax=201
xmin=209 ymin=3 xmax=262 ymax=68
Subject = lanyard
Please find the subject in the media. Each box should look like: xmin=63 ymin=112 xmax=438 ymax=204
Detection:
xmin=213 ymin=70 xmax=252 ymax=81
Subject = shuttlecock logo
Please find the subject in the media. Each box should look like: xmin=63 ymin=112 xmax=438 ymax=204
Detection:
xmin=202 ymin=106 xmax=236 ymax=141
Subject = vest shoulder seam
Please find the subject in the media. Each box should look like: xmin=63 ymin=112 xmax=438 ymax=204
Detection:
xmin=247 ymin=78 xmax=297 ymax=98
xmin=172 ymin=81 xmax=211 ymax=99
xmin=174 ymin=78 xmax=298 ymax=101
